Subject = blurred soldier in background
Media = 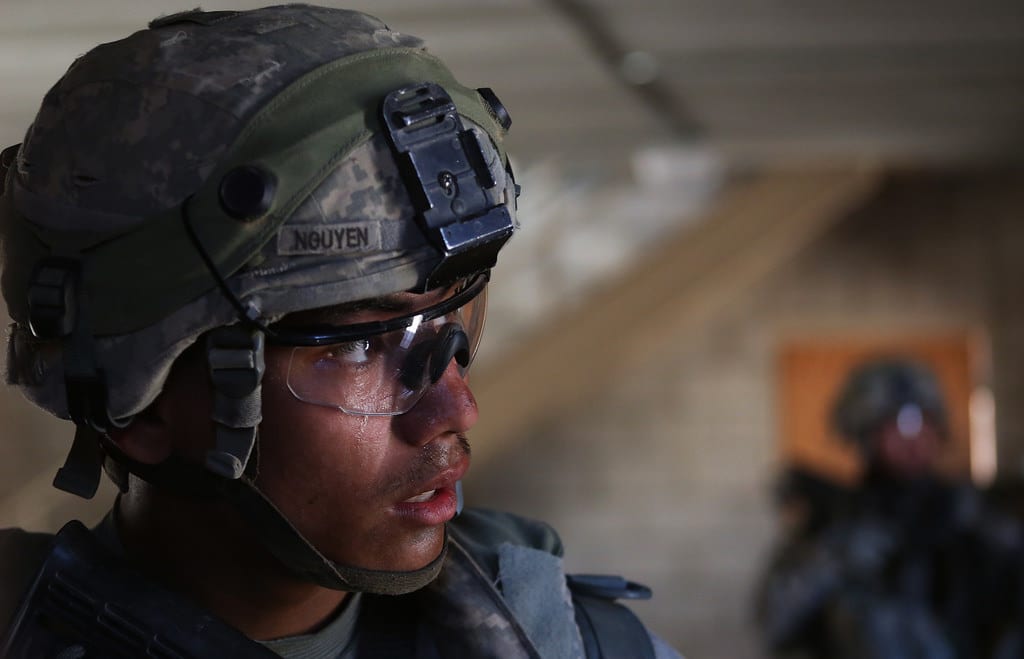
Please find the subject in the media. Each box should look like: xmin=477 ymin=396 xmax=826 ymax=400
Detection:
xmin=757 ymin=359 xmax=1022 ymax=659
xmin=0 ymin=6 xmax=679 ymax=657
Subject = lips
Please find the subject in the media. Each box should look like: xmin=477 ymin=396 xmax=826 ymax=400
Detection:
xmin=392 ymin=457 xmax=469 ymax=525
xmin=400 ymin=456 xmax=468 ymax=503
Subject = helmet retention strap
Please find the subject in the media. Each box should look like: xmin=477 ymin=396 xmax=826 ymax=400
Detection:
xmin=205 ymin=325 xmax=265 ymax=479
xmin=27 ymin=255 xmax=123 ymax=498
xmin=221 ymin=477 xmax=448 ymax=594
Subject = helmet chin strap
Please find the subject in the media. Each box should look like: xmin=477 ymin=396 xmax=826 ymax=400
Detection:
xmin=90 ymin=265 xmax=469 ymax=593
xmin=222 ymin=475 xmax=448 ymax=595
xmin=95 ymin=322 xmax=450 ymax=596
xmin=102 ymin=443 xmax=449 ymax=595
xmin=207 ymin=312 xmax=475 ymax=593
xmin=201 ymin=325 xmax=448 ymax=593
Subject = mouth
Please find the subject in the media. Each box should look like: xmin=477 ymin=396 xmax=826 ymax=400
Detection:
xmin=403 ymin=489 xmax=439 ymax=503
xmin=392 ymin=457 xmax=469 ymax=525
xmin=401 ymin=456 xmax=469 ymax=502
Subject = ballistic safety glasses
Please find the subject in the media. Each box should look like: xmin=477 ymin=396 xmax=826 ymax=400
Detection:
xmin=266 ymin=274 xmax=487 ymax=416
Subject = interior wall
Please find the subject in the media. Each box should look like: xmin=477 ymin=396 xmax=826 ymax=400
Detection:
xmin=465 ymin=167 xmax=1024 ymax=658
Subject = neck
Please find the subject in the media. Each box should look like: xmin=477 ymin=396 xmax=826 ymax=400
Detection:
xmin=115 ymin=480 xmax=348 ymax=640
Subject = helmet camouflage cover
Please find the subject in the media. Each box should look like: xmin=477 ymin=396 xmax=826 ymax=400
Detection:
xmin=1 ymin=4 xmax=517 ymax=428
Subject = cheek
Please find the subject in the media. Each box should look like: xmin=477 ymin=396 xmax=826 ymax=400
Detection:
xmin=158 ymin=355 xmax=215 ymax=461
xmin=257 ymin=356 xmax=394 ymax=497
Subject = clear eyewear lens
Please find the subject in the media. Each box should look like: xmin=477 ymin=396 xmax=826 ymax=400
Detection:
xmin=284 ymin=288 xmax=486 ymax=416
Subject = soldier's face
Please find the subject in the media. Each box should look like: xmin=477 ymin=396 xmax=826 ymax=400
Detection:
xmin=873 ymin=417 xmax=942 ymax=479
xmin=254 ymin=286 xmax=479 ymax=574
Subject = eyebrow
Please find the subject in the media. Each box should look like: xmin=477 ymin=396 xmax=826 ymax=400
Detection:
xmin=287 ymin=295 xmax=412 ymax=326
xmin=275 ymin=280 xmax=463 ymax=328
xmin=280 ymin=290 xmax=440 ymax=327
xmin=336 ymin=295 xmax=412 ymax=314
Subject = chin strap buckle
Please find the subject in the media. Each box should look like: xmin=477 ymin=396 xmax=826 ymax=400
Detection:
xmin=205 ymin=325 xmax=265 ymax=479
xmin=26 ymin=257 xmax=79 ymax=344
xmin=53 ymin=426 xmax=103 ymax=499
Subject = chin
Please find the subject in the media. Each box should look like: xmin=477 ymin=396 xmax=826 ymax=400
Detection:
xmin=391 ymin=530 xmax=447 ymax=572
xmin=336 ymin=527 xmax=446 ymax=573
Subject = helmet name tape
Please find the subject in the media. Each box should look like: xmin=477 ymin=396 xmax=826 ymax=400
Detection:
xmin=276 ymin=222 xmax=382 ymax=255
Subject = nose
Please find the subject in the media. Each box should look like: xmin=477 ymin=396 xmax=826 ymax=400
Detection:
xmin=396 ymin=357 xmax=478 ymax=445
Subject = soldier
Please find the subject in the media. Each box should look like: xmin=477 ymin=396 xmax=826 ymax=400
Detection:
xmin=756 ymin=359 xmax=1021 ymax=659
xmin=0 ymin=6 xmax=680 ymax=657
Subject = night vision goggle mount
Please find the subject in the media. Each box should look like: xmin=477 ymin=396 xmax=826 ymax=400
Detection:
xmin=382 ymin=82 xmax=515 ymax=290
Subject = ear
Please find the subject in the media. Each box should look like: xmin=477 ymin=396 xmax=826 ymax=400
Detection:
xmin=106 ymin=404 xmax=174 ymax=465
xmin=107 ymin=340 xmax=215 ymax=465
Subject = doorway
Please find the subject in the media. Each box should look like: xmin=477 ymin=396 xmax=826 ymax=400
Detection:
xmin=777 ymin=333 xmax=985 ymax=486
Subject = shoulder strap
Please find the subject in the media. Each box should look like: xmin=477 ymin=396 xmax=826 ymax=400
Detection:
xmin=450 ymin=509 xmax=661 ymax=659
xmin=448 ymin=507 xmax=564 ymax=575
xmin=568 ymin=574 xmax=657 ymax=659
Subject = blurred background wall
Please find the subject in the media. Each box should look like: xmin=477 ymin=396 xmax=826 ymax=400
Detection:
xmin=2 ymin=1 xmax=1023 ymax=657
xmin=469 ymin=170 xmax=1024 ymax=656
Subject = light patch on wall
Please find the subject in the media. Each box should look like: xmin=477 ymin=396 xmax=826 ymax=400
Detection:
xmin=969 ymin=386 xmax=997 ymax=486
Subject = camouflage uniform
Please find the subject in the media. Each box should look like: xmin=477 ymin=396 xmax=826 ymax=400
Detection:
xmin=756 ymin=361 xmax=1022 ymax=659
xmin=2 ymin=508 xmax=668 ymax=658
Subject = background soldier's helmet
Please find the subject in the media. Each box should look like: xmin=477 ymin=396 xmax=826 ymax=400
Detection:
xmin=0 ymin=5 xmax=517 ymax=592
xmin=831 ymin=358 xmax=949 ymax=450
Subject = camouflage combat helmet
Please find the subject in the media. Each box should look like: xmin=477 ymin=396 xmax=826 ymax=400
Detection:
xmin=831 ymin=358 xmax=949 ymax=449
xmin=0 ymin=5 xmax=517 ymax=594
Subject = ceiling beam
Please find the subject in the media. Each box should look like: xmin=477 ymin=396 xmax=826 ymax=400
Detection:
xmin=466 ymin=163 xmax=884 ymax=466
xmin=543 ymin=0 xmax=703 ymax=140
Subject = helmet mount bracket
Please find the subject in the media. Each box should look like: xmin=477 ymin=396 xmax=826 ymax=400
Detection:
xmin=381 ymin=82 xmax=515 ymax=290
